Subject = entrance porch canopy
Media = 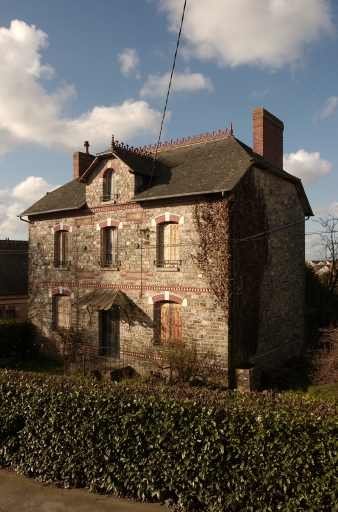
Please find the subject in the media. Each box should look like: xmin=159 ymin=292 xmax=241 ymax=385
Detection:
xmin=72 ymin=289 xmax=132 ymax=316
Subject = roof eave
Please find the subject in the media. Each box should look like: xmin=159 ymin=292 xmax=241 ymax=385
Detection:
xmin=18 ymin=202 xmax=87 ymax=218
xmin=130 ymin=188 xmax=232 ymax=202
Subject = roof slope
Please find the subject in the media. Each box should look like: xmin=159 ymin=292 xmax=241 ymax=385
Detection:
xmin=132 ymin=136 xmax=256 ymax=200
xmin=0 ymin=241 xmax=28 ymax=296
xmin=20 ymin=180 xmax=86 ymax=217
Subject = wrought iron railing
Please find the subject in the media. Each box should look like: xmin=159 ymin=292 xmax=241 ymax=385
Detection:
xmin=54 ymin=261 xmax=71 ymax=269
xmin=99 ymin=260 xmax=121 ymax=268
xmin=154 ymin=259 xmax=182 ymax=268
xmin=100 ymin=194 xmax=119 ymax=202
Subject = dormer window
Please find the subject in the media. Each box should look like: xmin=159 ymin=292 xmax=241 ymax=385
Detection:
xmin=102 ymin=170 xmax=118 ymax=202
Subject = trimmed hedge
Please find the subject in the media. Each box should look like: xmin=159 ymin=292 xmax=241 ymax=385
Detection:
xmin=1 ymin=371 xmax=338 ymax=511
xmin=0 ymin=319 xmax=35 ymax=358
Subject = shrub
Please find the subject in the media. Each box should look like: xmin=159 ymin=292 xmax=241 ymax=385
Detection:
xmin=0 ymin=319 xmax=35 ymax=359
xmin=311 ymin=327 xmax=338 ymax=385
xmin=1 ymin=370 xmax=338 ymax=511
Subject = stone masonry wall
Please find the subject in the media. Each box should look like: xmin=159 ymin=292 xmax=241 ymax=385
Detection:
xmin=28 ymin=156 xmax=229 ymax=374
xmin=242 ymin=167 xmax=305 ymax=369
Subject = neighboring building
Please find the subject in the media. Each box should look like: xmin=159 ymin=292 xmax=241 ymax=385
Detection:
xmin=0 ymin=239 xmax=28 ymax=319
xmin=307 ymin=260 xmax=332 ymax=275
xmin=20 ymin=108 xmax=312 ymax=388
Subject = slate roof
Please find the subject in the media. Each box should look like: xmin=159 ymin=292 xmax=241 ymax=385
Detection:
xmin=19 ymin=134 xmax=313 ymax=217
xmin=20 ymin=180 xmax=86 ymax=217
xmin=130 ymin=137 xmax=312 ymax=217
xmin=132 ymin=136 xmax=253 ymax=200
xmin=0 ymin=240 xmax=28 ymax=296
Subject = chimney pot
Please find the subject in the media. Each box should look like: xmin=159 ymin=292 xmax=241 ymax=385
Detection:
xmin=252 ymin=108 xmax=284 ymax=169
xmin=84 ymin=141 xmax=89 ymax=154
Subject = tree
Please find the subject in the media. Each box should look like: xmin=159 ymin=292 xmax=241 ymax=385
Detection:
xmin=315 ymin=215 xmax=338 ymax=297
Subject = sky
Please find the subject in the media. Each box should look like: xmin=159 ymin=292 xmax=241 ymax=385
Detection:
xmin=0 ymin=0 xmax=337 ymax=260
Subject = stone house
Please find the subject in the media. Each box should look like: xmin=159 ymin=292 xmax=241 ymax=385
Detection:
xmin=0 ymin=239 xmax=28 ymax=319
xmin=20 ymin=108 xmax=312 ymax=388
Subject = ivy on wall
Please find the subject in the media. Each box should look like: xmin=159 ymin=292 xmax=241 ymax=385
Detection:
xmin=192 ymin=196 xmax=232 ymax=318
xmin=192 ymin=171 xmax=269 ymax=366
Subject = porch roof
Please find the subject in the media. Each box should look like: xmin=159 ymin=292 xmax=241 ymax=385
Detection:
xmin=72 ymin=289 xmax=132 ymax=314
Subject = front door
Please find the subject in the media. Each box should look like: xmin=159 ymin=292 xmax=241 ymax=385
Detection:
xmin=101 ymin=306 xmax=120 ymax=357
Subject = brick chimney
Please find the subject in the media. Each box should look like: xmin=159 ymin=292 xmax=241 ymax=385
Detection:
xmin=252 ymin=108 xmax=284 ymax=170
xmin=73 ymin=141 xmax=95 ymax=179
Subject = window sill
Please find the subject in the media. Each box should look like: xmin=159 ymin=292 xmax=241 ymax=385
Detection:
xmin=53 ymin=267 xmax=71 ymax=271
xmin=100 ymin=267 xmax=120 ymax=271
xmin=155 ymin=267 xmax=180 ymax=272
xmin=101 ymin=200 xmax=117 ymax=205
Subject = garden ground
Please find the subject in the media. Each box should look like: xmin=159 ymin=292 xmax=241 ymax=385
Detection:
xmin=0 ymin=467 xmax=162 ymax=512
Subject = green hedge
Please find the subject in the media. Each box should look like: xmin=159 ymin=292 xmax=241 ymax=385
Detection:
xmin=1 ymin=371 xmax=338 ymax=511
xmin=0 ymin=319 xmax=35 ymax=358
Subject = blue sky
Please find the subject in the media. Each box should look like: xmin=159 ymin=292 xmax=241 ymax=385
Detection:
xmin=0 ymin=0 xmax=337 ymax=259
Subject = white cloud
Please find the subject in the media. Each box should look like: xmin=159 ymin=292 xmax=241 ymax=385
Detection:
xmin=283 ymin=149 xmax=332 ymax=184
xmin=250 ymin=90 xmax=269 ymax=100
xmin=118 ymin=48 xmax=140 ymax=78
xmin=313 ymin=96 xmax=338 ymax=121
xmin=140 ymin=69 xmax=213 ymax=98
xmin=0 ymin=176 xmax=59 ymax=239
xmin=0 ymin=21 xmax=162 ymax=155
xmin=159 ymin=0 xmax=334 ymax=69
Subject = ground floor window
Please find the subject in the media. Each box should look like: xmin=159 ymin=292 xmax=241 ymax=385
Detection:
xmin=0 ymin=308 xmax=16 ymax=320
xmin=52 ymin=295 xmax=71 ymax=329
xmin=154 ymin=301 xmax=182 ymax=344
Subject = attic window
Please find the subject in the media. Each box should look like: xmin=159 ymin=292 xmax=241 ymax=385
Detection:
xmin=102 ymin=170 xmax=118 ymax=202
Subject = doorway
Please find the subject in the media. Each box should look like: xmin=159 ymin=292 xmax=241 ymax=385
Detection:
xmin=101 ymin=306 xmax=120 ymax=357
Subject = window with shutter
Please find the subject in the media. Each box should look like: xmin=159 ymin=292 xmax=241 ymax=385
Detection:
xmin=154 ymin=301 xmax=182 ymax=344
xmin=52 ymin=295 xmax=71 ymax=329
xmin=101 ymin=227 xmax=118 ymax=267
xmin=103 ymin=170 xmax=117 ymax=202
xmin=156 ymin=222 xmax=179 ymax=268
xmin=54 ymin=231 xmax=69 ymax=268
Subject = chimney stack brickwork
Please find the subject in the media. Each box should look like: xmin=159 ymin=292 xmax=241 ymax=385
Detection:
xmin=252 ymin=108 xmax=284 ymax=170
xmin=73 ymin=151 xmax=95 ymax=180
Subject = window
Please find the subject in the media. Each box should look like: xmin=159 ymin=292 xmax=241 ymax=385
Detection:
xmin=102 ymin=170 xmax=117 ymax=202
xmin=54 ymin=230 xmax=69 ymax=268
xmin=154 ymin=301 xmax=182 ymax=344
xmin=52 ymin=295 xmax=71 ymax=329
xmin=156 ymin=222 xmax=180 ymax=268
xmin=0 ymin=308 xmax=16 ymax=320
xmin=101 ymin=227 xmax=118 ymax=267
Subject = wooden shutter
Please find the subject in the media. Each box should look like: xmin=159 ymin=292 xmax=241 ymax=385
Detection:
xmin=54 ymin=233 xmax=60 ymax=266
xmin=155 ymin=302 xmax=182 ymax=344
xmin=170 ymin=223 xmax=179 ymax=261
xmin=58 ymin=296 xmax=71 ymax=328
xmin=112 ymin=228 xmax=118 ymax=265
xmin=62 ymin=231 xmax=69 ymax=264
